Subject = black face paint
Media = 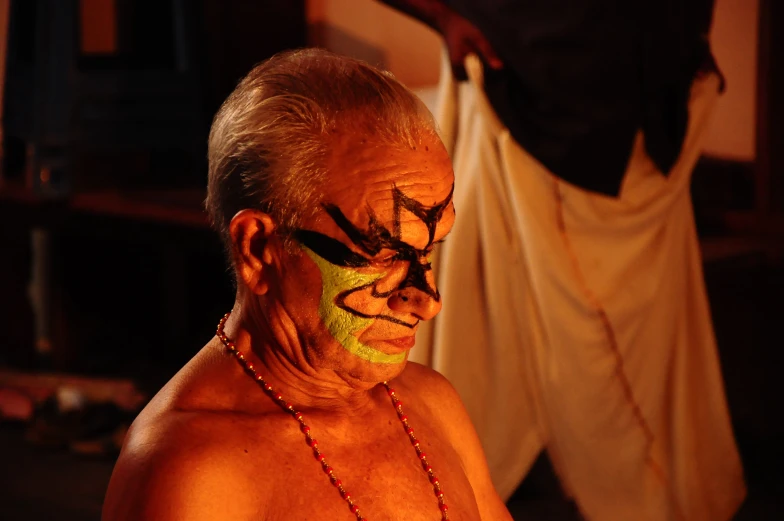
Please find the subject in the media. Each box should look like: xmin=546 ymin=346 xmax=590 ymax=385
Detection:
xmin=392 ymin=185 xmax=452 ymax=246
xmin=293 ymin=230 xmax=371 ymax=268
xmin=395 ymin=248 xmax=438 ymax=300
xmin=296 ymin=184 xmax=454 ymax=326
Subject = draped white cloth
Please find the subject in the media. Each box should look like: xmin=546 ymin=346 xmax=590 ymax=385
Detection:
xmin=411 ymin=53 xmax=746 ymax=520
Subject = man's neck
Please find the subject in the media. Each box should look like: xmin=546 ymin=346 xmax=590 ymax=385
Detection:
xmin=221 ymin=302 xmax=387 ymax=415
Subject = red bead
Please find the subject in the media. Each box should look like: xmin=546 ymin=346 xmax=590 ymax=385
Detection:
xmin=218 ymin=312 xmax=448 ymax=521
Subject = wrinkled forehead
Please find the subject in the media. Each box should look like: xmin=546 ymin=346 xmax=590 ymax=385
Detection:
xmin=315 ymin=136 xmax=455 ymax=249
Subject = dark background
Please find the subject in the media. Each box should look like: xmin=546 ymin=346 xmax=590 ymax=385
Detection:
xmin=0 ymin=0 xmax=782 ymax=520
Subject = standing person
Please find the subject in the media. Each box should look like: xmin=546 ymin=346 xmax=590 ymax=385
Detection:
xmin=378 ymin=1 xmax=746 ymax=520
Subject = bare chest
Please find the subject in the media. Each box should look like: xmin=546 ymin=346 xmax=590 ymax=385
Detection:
xmin=257 ymin=416 xmax=482 ymax=521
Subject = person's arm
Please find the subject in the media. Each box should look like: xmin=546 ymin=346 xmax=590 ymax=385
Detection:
xmin=376 ymin=0 xmax=503 ymax=80
xmin=102 ymin=420 xmax=266 ymax=521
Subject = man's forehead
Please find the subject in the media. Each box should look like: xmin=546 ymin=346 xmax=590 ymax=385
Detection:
xmin=331 ymin=177 xmax=454 ymax=220
xmin=324 ymin=130 xmax=453 ymax=200
xmin=320 ymin=182 xmax=455 ymax=254
xmin=314 ymin=131 xmax=455 ymax=250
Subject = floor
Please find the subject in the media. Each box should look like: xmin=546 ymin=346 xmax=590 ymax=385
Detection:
xmin=0 ymin=424 xmax=112 ymax=521
xmin=1 ymin=252 xmax=782 ymax=520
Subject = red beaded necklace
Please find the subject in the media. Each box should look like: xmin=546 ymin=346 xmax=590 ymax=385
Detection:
xmin=216 ymin=313 xmax=449 ymax=520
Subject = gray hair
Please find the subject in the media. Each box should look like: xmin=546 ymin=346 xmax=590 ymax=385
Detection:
xmin=205 ymin=47 xmax=438 ymax=261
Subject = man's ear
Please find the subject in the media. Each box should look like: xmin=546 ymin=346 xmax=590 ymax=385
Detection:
xmin=229 ymin=209 xmax=276 ymax=295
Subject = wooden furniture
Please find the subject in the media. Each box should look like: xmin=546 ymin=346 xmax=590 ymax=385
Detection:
xmin=2 ymin=0 xmax=211 ymax=195
xmin=1 ymin=0 xmax=307 ymax=195
xmin=0 ymin=0 xmax=306 ymax=379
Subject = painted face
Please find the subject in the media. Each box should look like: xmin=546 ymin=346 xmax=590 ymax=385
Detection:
xmin=283 ymin=133 xmax=455 ymax=372
xmin=294 ymin=184 xmax=454 ymax=364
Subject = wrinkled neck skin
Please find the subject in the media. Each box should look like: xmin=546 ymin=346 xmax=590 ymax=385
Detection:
xmin=220 ymin=288 xmax=392 ymax=415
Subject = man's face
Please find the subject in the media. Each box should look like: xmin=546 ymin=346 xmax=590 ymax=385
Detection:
xmin=273 ymin=132 xmax=455 ymax=381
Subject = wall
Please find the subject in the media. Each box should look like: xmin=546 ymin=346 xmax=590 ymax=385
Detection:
xmin=703 ymin=0 xmax=759 ymax=161
xmin=79 ymin=0 xmax=118 ymax=54
xmin=306 ymin=0 xmax=442 ymax=88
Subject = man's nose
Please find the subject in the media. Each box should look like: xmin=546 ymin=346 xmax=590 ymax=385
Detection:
xmin=388 ymin=285 xmax=442 ymax=321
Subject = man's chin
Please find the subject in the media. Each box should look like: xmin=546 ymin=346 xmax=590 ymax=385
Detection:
xmin=338 ymin=349 xmax=409 ymax=384
xmin=312 ymin=332 xmax=412 ymax=383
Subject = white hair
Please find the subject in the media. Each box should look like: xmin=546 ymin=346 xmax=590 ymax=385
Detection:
xmin=205 ymin=47 xmax=438 ymax=259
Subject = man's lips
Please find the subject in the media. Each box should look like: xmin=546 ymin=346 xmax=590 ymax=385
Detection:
xmin=381 ymin=336 xmax=416 ymax=349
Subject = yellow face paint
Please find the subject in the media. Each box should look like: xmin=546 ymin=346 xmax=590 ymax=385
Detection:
xmin=303 ymin=246 xmax=407 ymax=364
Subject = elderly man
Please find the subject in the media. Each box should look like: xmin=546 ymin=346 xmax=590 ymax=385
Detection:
xmin=102 ymin=49 xmax=513 ymax=521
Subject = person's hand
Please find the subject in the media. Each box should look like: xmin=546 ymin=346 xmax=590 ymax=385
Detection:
xmin=436 ymin=10 xmax=503 ymax=81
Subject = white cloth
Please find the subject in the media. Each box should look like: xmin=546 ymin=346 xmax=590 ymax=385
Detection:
xmin=411 ymin=53 xmax=746 ymax=520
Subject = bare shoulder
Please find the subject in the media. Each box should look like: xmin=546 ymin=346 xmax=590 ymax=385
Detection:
xmin=396 ymin=361 xmax=452 ymax=392
xmin=102 ymin=405 xmax=270 ymax=521
xmin=394 ymin=362 xmax=514 ymax=521
xmin=395 ymin=361 xmax=464 ymax=418
xmin=394 ymin=363 xmax=474 ymax=453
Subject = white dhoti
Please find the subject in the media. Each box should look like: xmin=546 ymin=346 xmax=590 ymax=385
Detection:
xmin=411 ymin=54 xmax=746 ymax=520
